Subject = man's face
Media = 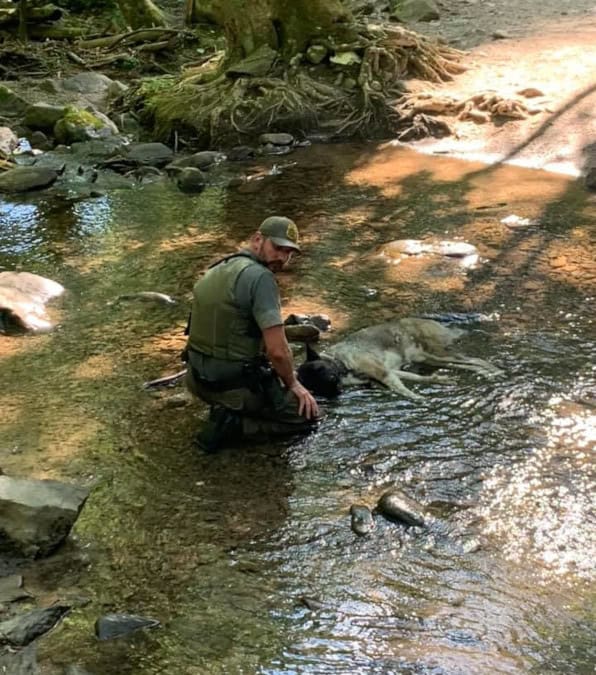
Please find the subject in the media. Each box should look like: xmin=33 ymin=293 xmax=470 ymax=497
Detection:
xmin=257 ymin=236 xmax=295 ymax=272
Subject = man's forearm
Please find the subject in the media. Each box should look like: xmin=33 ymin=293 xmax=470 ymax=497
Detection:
xmin=268 ymin=345 xmax=298 ymax=389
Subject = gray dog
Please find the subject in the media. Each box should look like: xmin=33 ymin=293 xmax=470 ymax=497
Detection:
xmin=297 ymin=317 xmax=503 ymax=400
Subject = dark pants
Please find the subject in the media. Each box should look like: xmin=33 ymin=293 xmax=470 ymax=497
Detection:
xmin=186 ymin=368 xmax=317 ymax=440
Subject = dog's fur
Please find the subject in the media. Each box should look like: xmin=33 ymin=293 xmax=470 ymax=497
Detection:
xmin=297 ymin=317 xmax=503 ymax=400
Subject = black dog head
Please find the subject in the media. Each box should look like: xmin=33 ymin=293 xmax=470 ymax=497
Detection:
xmin=297 ymin=344 xmax=342 ymax=398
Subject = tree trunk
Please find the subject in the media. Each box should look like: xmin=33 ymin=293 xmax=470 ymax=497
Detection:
xmin=116 ymin=0 xmax=167 ymax=29
xmin=187 ymin=0 xmax=354 ymax=61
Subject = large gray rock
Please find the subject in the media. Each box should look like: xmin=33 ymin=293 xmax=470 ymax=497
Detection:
xmin=61 ymin=72 xmax=114 ymax=111
xmin=0 ymin=167 xmax=58 ymax=193
xmin=24 ymin=103 xmax=67 ymax=131
xmin=0 ymin=574 xmax=31 ymax=603
xmin=0 ymin=476 xmax=89 ymax=556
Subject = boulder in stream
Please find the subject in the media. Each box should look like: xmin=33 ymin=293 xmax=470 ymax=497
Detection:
xmin=0 ymin=166 xmax=58 ymax=193
xmin=350 ymin=504 xmax=375 ymax=536
xmin=0 ymin=126 xmax=18 ymax=155
xmin=377 ymin=489 xmax=426 ymax=527
xmin=0 ymin=271 xmax=64 ymax=333
xmin=0 ymin=476 xmax=89 ymax=556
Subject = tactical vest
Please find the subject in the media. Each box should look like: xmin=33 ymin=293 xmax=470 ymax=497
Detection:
xmin=187 ymin=253 xmax=267 ymax=362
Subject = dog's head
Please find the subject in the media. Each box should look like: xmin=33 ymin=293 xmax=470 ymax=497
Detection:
xmin=297 ymin=344 xmax=342 ymax=398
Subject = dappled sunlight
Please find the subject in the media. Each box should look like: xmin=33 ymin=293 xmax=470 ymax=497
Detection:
xmin=467 ymin=164 xmax=570 ymax=208
xmin=35 ymin=420 xmax=102 ymax=480
xmin=72 ymin=354 xmax=117 ymax=380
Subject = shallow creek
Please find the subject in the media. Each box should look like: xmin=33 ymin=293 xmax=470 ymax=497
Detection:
xmin=1 ymin=142 xmax=595 ymax=674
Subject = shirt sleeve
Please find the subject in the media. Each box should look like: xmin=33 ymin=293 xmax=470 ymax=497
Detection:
xmin=235 ymin=264 xmax=283 ymax=330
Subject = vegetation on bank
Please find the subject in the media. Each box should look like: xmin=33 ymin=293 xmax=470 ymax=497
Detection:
xmin=2 ymin=0 xmax=466 ymax=147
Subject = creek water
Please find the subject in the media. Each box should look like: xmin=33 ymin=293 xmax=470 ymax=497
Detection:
xmin=1 ymin=142 xmax=594 ymax=674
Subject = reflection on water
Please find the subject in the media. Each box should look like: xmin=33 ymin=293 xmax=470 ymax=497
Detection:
xmin=0 ymin=144 xmax=594 ymax=674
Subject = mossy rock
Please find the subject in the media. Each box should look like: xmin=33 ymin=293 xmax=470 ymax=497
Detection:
xmin=53 ymin=106 xmax=110 ymax=145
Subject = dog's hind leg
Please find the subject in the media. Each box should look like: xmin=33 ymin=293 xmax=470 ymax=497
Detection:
xmin=341 ymin=352 xmax=426 ymax=400
xmin=420 ymin=353 xmax=503 ymax=377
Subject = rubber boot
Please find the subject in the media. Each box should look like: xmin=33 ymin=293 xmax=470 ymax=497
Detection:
xmin=194 ymin=406 xmax=243 ymax=453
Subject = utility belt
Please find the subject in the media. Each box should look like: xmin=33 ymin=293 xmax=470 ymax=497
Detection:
xmin=188 ymin=348 xmax=275 ymax=394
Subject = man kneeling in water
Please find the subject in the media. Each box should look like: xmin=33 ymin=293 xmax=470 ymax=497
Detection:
xmin=185 ymin=216 xmax=320 ymax=452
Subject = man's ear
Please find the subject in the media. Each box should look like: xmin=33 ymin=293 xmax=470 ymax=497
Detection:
xmin=305 ymin=343 xmax=321 ymax=361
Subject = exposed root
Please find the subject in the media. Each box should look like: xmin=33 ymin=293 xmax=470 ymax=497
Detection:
xmin=131 ymin=20 xmax=469 ymax=144
xmin=398 ymin=90 xmax=544 ymax=125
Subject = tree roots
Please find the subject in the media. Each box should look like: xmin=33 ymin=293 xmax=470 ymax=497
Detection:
xmin=134 ymin=21 xmax=468 ymax=145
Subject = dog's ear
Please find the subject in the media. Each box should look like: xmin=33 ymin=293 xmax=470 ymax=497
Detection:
xmin=305 ymin=343 xmax=321 ymax=361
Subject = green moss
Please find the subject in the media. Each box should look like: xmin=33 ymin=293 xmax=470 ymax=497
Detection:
xmin=61 ymin=105 xmax=104 ymax=129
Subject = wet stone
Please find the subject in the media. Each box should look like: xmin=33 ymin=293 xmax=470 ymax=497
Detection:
xmin=0 ymin=166 xmax=58 ymax=193
xmin=176 ymin=167 xmax=206 ymax=193
xmin=350 ymin=504 xmax=375 ymax=536
xmin=258 ymin=133 xmax=294 ymax=146
xmin=94 ymin=613 xmax=160 ymax=641
xmin=377 ymin=489 xmax=426 ymax=527
xmin=0 ymin=606 xmax=70 ymax=647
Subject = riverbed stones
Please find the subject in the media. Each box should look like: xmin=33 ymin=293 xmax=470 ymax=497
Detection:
xmin=0 ymin=85 xmax=27 ymax=117
xmin=377 ymin=489 xmax=425 ymax=527
xmin=24 ymin=103 xmax=67 ymax=130
xmin=168 ymin=150 xmax=226 ymax=171
xmin=0 ymin=475 xmax=89 ymax=556
xmin=0 ymin=644 xmax=38 ymax=674
xmin=124 ymin=142 xmax=173 ymax=167
xmin=392 ymin=0 xmax=440 ymax=22
xmin=0 ymin=606 xmax=70 ymax=646
xmin=94 ymin=613 xmax=160 ymax=641
xmin=258 ymin=133 xmax=294 ymax=146
xmin=54 ymin=107 xmax=114 ymax=145
xmin=0 ymin=166 xmax=58 ymax=193
xmin=350 ymin=504 xmax=375 ymax=536
xmin=176 ymin=167 xmax=206 ymax=193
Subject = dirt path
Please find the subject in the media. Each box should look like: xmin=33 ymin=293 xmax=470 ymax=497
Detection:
xmin=404 ymin=4 xmax=596 ymax=176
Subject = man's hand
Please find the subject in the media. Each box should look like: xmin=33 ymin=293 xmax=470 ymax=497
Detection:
xmin=290 ymin=381 xmax=320 ymax=420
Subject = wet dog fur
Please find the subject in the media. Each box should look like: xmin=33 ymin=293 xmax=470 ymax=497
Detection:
xmin=297 ymin=317 xmax=503 ymax=400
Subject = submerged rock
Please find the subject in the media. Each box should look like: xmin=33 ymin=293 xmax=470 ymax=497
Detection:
xmin=377 ymin=489 xmax=425 ymax=527
xmin=0 ymin=606 xmax=70 ymax=647
xmin=124 ymin=142 xmax=173 ymax=167
xmin=0 ymin=476 xmax=89 ymax=556
xmin=176 ymin=167 xmax=206 ymax=193
xmin=94 ymin=613 xmax=160 ymax=641
xmin=168 ymin=151 xmax=226 ymax=171
xmin=350 ymin=504 xmax=375 ymax=536
xmin=0 ymin=166 xmax=58 ymax=193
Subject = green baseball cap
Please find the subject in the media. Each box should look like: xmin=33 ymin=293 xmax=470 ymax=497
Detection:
xmin=258 ymin=216 xmax=301 ymax=252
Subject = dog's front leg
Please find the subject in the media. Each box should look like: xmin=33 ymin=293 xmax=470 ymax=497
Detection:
xmin=384 ymin=372 xmax=426 ymax=400
xmin=394 ymin=370 xmax=454 ymax=385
